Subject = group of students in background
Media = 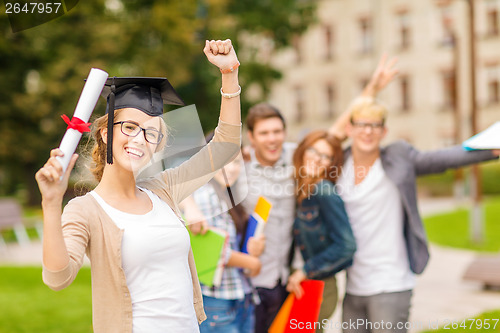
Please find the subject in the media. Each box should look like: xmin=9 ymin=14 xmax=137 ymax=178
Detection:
xmin=35 ymin=38 xmax=499 ymax=333
xmin=183 ymin=55 xmax=500 ymax=333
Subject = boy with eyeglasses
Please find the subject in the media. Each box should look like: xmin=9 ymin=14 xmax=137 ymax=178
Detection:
xmin=333 ymin=57 xmax=500 ymax=333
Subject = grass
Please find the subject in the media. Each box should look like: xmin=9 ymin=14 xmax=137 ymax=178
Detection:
xmin=423 ymin=196 xmax=500 ymax=252
xmin=0 ymin=206 xmax=42 ymax=243
xmin=417 ymin=162 xmax=500 ymax=197
xmin=0 ymin=227 xmax=40 ymax=243
xmin=0 ymin=266 xmax=92 ymax=333
xmin=421 ymin=310 xmax=500 ymax=332
xmin=421 ymin=197 xmax=500 ymax=332
xmin=0 ymin=181 xmax=497 ymax=332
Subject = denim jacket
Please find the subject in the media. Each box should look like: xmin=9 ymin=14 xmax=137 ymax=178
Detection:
xmin=294 ymin=180 xmax=356 ymax=280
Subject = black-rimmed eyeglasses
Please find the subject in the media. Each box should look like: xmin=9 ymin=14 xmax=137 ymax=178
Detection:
xmin=351 ymin=121 xmax=385 ymax=131
xmin=113 ymin=121 xmax=164 ymax=144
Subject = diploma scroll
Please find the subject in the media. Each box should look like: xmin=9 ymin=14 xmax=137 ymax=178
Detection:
xmin=56 ymin=68 xmax=109 ymax=174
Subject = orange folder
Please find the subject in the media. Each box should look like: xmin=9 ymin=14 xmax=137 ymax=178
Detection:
xmin=269 ymin=279 xmax=325 ymax=333
xmin=269 ymin=293 xmax=295 ymax=333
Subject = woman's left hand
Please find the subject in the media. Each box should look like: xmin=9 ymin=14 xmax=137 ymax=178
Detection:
xmin=286 ymin=269 xmax=307 ymax=299
xmin=203 ymin=39 xmax=239 ymax=73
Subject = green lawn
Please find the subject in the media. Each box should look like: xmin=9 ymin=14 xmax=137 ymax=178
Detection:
xmin=0 ymin=206 xmax=43 ymax=243
xmin=422 ymin=197 xmax=500 ymax=332
xmin=0 ymin=266 xmax=92 ymax=333
xmin=417 ymin=162 xmax=500 ymax=197
xmin=0 ymin=196 xmax=498 ymax=332
xmin=423 ymin=197 xmax=500 ymax=252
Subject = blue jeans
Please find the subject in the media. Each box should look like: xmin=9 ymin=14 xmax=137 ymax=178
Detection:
xmin=199 ymin=294 xmax=255 ymax=333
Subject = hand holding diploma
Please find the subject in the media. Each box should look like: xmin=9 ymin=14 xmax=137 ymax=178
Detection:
xmin=36 ymin=68 xmax=108 ymax=203
xmin=35 ymin=149 xmax=79 ymax=204
xmin=56 ymin=68 xmax=109 ymax=173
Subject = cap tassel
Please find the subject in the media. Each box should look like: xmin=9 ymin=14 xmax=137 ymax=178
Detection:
xmin=107 ymin=80 xmax=116 ymax=164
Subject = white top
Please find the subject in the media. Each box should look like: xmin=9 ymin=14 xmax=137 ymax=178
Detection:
xmin=236 ymin=142 xmax=297 ymax=288
xmin=337 ymin=157 xmax=415 ymax=296
xmin=90 ymin=188 xmax=199 ymax=333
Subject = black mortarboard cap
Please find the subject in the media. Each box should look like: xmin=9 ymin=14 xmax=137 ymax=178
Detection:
xmin=101 ymin=77 xmax=186 ymax=164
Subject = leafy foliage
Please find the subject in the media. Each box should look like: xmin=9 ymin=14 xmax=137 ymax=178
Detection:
xmin=0 ymin=0 xmax=316 ymax=204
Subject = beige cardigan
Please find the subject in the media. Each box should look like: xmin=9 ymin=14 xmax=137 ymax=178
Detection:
xmin=42 ymin=120 xmax=241 ymax=333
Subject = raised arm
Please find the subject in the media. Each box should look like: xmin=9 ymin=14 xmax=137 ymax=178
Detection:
xmin=152 ymin=39 xmax=242 ymax=204
xmin=360 ymin=54 xmax=399 ymax=99
xmin=405 ymin=143 xmax=500 ymax=176
xmin=328 ymin=54 xmax=398 ymax=140
xmin=203 ymin=39 xmax=241 ymax=126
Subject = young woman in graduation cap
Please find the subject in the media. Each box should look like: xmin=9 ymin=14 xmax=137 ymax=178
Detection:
xmin=35 ymin=39 xmax=241 ymax=333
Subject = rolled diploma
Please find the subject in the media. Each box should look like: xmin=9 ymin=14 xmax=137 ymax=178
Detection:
xmin=56 ymin=68 xmax=109 ymax=174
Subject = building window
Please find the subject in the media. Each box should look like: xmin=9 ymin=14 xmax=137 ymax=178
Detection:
xmin=325 ymin=83 xmax=335 ymax=119
xmin=359 ymin=17 xmax=373 ymax=54
xmin=295 ymin=86 xmax=304 ymax=123
xmin=487 ymin=6 xmax=499 ymax=36
xmin=323 ymin=24 xmax=334 ymax=60
xmin=293 ymin=35 xmax=302 ymax=64
xmin=488 ymin=80 xmax=499 ymax=104
xmin=400 ymin=75 xmax=411 ymax=112
xmin=441 ymin=70 xmax=457 ymax=110
xmin=486 ymin=65 xmax=500 ymax=104
xmin=438 ymin=6 xmax=455 ymax=47
xmin=397 ymin=11 xmax=411 ymax=50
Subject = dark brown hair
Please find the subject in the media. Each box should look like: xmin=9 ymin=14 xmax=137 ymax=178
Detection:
xmin=293 ymin=130 xmax=344 ymax=203
xmin=210 ymin=179 xmax=249 ymax=236
xmin=245 ymin=103 xmax=286 ymax=133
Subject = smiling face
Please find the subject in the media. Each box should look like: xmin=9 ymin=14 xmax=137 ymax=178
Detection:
xmin=347 ymin=115 xmax=387 ymax=155
xmin=346 ymin=98 xmax=388 ymax=156
xmin=101 ymin=108 xmax=164 ymax=173
xmin=293 ymin=130 xmax=343 ymax=203
xmin=301 ymin=139 xmax=334 ymax=178
xmin=247 ymin=117 xmax=286 ymax=166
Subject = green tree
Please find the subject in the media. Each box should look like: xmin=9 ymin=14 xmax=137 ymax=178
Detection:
xmin=0 ymin=0 xmax=316 ymax=205
xmin=181 ymin=0 xmax=316 ymax=131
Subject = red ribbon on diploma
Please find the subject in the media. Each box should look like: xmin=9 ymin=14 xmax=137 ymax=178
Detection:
xmin=61 ymin=115 xmax=91 ymax=133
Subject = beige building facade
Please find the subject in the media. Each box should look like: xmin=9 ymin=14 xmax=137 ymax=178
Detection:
xmin=267 ymin=0 xmax=500 ymax=149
